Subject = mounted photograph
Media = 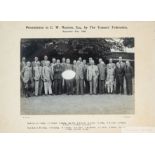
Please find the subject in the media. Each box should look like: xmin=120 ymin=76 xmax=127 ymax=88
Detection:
xmin=20 ymin=38 xmax=135 ymax=115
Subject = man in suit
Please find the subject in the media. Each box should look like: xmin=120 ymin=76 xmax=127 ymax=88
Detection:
xmin=42 ymin=61 xmax=52 ymax=95
xmin=124 ymin=60 xmax=133 ymax=95
xmin=20 ymin=57 xmax=26 ymax=97
xmin=53 ymin=59 xmax=63 ymax=95
xmin=87 ymin=60 xmax=99 ymax=95
xmin=72 ymin=60 xmax=77 ymax=94
xmin=115 ymin=58 xmax=125 ymax=94
xmin=33 ymin=61 xmax=42 ymax=96
xmin=61 ymin=57 xmax=66 ymax=94
xmin=98 ymin=58 xmax=106 ymax=94
xmin=51 ymin=58 xmax=56 ymax=94
xmin=41 ymin=55 xmax=50 ymax=95
xmin=83 ymin=59 xmax=89 ymax=94
xmin=75 ymin=60 xmax=84 ymax=95
xmin=65 ymin=58 xmax=73 ymax=95
xmin=31 ymin=57 xmax=40 ymax=95
xmin=21 ymin=61 xmax=33 ymax=97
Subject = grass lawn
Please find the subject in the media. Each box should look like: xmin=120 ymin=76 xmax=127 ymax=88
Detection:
xmin=21 ymin=94 xmax=134 ymax=115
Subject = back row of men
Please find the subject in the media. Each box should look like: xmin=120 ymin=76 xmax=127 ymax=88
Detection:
xmin=20 ymin=56 xmax=133 ymax=97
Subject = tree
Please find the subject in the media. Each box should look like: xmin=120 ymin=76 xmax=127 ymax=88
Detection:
xmin=122 ymin=38 xmax=134 ymax=48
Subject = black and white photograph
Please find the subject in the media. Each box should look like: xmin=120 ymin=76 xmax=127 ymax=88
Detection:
xmin=20 ymin=38 xmax=134 ymax=115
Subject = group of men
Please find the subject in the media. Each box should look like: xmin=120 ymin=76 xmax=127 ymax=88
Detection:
xmin=20 ymin=55 xmax=133 ymax=97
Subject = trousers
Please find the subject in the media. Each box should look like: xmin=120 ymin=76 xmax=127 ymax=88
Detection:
xmin=54 ymin=79 xmax=62 ymax=95
xmin=44 ymin=80 xmax=52 ymax=95
xmin=76 ymin=79 xmax=84 ymax=95
xmin=98 ymin=79 xmax=105 ymax=94
xmin=89 ymin=77 xmax=97 ymax=94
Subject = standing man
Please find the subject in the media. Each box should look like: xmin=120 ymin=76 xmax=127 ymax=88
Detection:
xmin=31 ymin=57 xmax=40 ymax=95
xmin=115 ymin=61 xmax=125 ymax=94
xmin=65 ymin=58 xmax=73 ymax=95
xmin=87 ymin=60 xmax=99 ymax=95
xmin=20 ymin=57 xmax=26 ymax=97
xmin=83 ymin=59 xmax=89 ymax=94
xmin=118 ymin=56 xmax=125 ymax=94
xmin=21 ymin=61 xmax=33 ymax=97
xmin=53 ymin=59 xmax=63 ymax=95
xmin=61 ymin=57 xmax=66 ymax=94
xmin=124 ymin=60 xmax=133 ymax=95
xmin=75 ymin=60 xmax=84 ymax=95
xmin=41 ymin=55 xmax=50 ymax=94
xmin=33 ymin=61 xmax=42 ymax=96
xmin=51 ymin=58 xmax=56 ymax=94
xmin=42 ymin=61 xmax=52 ymax=95
xmin=98 ymin=58 xmax=106 ymax=94
xmin=72 ymin=60 xmax=77 ymax=94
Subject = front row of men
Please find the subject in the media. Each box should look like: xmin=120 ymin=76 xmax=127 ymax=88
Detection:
xmin=20 ymin=56 xmax=133 ymax=97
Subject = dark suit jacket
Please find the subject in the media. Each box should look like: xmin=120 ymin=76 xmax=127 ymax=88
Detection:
xmin=124 ymin=66 xmax=133 ymax=79
xmin=53 ymin=64 xmax=63 ymax=80
xmin=98 ymin=63 xmax=106 ymax=80
xmin=115 ymin=66 xmax=125 ymax=80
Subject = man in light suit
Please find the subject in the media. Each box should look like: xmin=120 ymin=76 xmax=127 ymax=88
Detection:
xmin=75 ymin=60 xmax=84 ymax=95
xmin=98 ymin=58 xmax=106 ymax=94
xmin=20 ymin=57 xmax=26 ymax=97
xmin=87 ymin=60 xmax=99 ymax=95
xmin=21 ymin=61 xmax=33 ymax=97
xmin=42 ymin=61 xmax=52 ymax=95
xmin=33 ymin=61 xmax=42 ymax=96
